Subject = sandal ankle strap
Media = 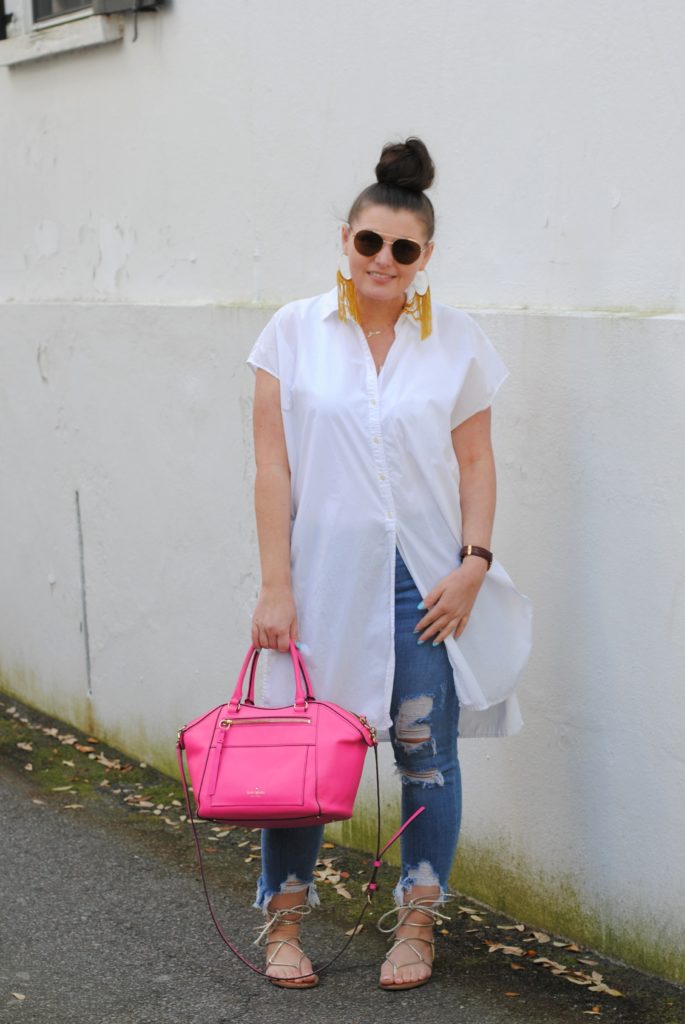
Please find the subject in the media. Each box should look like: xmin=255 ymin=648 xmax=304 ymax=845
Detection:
xmin=376 ymin=894 xmax=456 ymax=935
xmin=254 ymin=904 xmax=312 ymax=946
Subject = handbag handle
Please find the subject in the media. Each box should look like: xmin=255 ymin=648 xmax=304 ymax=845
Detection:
xmin=228 ymin=641 xmax=311 ymax=713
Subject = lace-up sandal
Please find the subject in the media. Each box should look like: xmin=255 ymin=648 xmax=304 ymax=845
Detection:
xmin=254 ymin=904 xmax=319 ymax=989
xmin=377 ymin=897 xmax=452 ymax=991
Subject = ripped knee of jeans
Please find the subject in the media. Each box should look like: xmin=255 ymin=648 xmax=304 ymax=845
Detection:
xmin=396 ymin=764 xmax=445 ymax=787
xmin=253 ymin=873 xmax=321 ymax=914
xmin=395 ymin=695 xmax=437 ymax=756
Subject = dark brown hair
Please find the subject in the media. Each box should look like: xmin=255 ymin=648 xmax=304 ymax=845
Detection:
xmin=347 ymin=137 xmax=436 ymax=239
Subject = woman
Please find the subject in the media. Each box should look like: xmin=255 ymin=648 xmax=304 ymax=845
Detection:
xmin=247 ymin=138 xmax=532 ymax=990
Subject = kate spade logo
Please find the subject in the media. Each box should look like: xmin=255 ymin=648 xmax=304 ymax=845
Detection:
xmin=247 ymin=787 xmax=265 ymax=797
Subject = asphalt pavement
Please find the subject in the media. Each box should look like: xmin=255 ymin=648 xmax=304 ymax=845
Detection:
xmin=1 ymin=721 xmax=684 ymax=1024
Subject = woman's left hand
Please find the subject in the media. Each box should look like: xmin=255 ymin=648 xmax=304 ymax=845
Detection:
xmin=415 ymin=559 xmax=488 ymax=644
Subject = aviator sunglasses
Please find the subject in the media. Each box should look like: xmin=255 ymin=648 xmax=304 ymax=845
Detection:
xmin=350 ymin=228 xmax=428 ymax=266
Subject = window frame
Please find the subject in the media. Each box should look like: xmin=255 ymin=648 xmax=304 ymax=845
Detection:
xmin=30 ymin=0 xmax=94 ymax=31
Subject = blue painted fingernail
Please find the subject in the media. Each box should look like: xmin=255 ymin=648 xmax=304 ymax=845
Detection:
xmin=417 ymin=639 xmax=425 ymax=646
xmin=295 ymin=642 xmax=301 ymax=650
xmin=417 ymin=601 xmax=425 ymax=610
xmin=432 ymin=641 xmax=441 ymax=647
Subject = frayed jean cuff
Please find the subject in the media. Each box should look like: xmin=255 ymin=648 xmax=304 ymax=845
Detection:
xmin=253 ymin=875 xmax=321 ymax=915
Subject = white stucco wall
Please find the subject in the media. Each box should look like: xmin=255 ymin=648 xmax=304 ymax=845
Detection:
xmin=1 ymin=0 xmax=684 ymax=982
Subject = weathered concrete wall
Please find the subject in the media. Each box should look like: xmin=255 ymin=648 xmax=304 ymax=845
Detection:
xmin=1 ymin=0 xmax=684 ymax=983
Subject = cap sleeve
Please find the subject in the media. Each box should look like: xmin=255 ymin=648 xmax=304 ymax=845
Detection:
xmin=450 ymin=319 xmax=509 ymax=430
xmin=247 ymin=316 xmax=280 ymax=380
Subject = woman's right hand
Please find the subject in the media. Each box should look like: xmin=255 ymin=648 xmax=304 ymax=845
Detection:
xmin=251 ymin=584 xmax=298 ymax=652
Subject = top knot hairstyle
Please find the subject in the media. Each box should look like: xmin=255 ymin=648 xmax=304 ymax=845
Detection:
xmin=347 ymin=137 xmax=436 ymax=240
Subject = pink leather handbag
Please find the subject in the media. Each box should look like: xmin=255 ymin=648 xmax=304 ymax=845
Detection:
xmin=177 ymin=641 xmax=377 ymax=828
xmin=175 ymin=640 xmax=425 ymax=977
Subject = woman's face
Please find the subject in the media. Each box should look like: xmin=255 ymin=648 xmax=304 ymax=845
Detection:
xmin=341 ymin=204 xmax=434 ymax=307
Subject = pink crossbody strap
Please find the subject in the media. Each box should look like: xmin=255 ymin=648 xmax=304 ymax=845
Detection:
xmin=176 ymin=738 xmax=424 ymax=979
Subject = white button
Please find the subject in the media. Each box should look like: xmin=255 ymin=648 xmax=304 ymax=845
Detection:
xmin=386 ymin=512 xmax=393 ymax=519
xmin=372 ymin=436 xmax=379 ymax=444
xmin=379 ymin=474 xmax=386 ymax=481
xmin=370 ymin=398 xmax=377 ymax=406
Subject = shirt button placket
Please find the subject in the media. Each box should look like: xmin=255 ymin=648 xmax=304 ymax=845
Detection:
xmin=365 ymin=361 xmax=396 ymax=533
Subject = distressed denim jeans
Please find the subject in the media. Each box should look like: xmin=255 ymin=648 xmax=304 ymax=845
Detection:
xmin=255 ymin=546 xmax=462 ymax=911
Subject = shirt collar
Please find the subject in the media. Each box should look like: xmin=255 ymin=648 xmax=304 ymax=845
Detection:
xmin=319 ymin=287 xmax=339 ymax=321
xmin=319 ymin=286 xmax=422 ymax=332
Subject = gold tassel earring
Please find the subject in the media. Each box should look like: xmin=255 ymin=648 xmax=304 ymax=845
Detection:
xmin=337 ymin=255 xmax=361 ymax=325
xmin=403 ymin=271 xmax=432 ymax=340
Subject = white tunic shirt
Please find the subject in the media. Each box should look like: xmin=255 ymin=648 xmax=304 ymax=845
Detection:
xmin=247 ymin=288 xmax=533 ymax=738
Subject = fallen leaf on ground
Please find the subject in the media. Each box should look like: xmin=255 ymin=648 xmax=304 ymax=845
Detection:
xmin=334 ymin=885 xmax=352 ymax=899
xmin=95 ymin=753 xmax=120 ymax=769
xmin=24 ymin=763 xmax=33 ymax=772
xmin=345 ymin=924 xmax=364 ymax=936
xmin=11 ymin=993 xmax=26 ymax=1001
xmin=322 ymin=842 xmax=336 ymax=849
xmin=578 ymin=958 xmax=599 ymax=966
xmin=31 ymin=799 xmax=46 ymax=805
xmin=64 ymin=804 xmax=84 ymax=810
xmin=589 ymin=983 xmax=623 ymax=997
xmin=74 ymin=744 xmax=95 ymax=753
xmin=17 ymin=742 xmax=33 ymax=751
xmin=583 ymin=1008 xmax=601 ymax=1016
xmin=504 ymin=992 xmax=519 ymax=997
xmin=52 ymin=785 xmax=74 ymax=792
xmin=62 ymin=760 xmax=75 ymax=768
xmin=510 ymin=964 xmax=525 ymax=971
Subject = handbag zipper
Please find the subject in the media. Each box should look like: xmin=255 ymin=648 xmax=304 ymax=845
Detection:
xmin=219 ymin=717 xmax=311 ymax=728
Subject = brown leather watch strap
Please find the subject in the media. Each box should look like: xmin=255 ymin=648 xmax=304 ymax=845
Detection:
xmin=460 ymin=544 xmax=493 ymax=570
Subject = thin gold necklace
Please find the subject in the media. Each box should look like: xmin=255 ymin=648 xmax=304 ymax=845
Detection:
xmin=365 ymin=324 xmax=394 ymax=339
